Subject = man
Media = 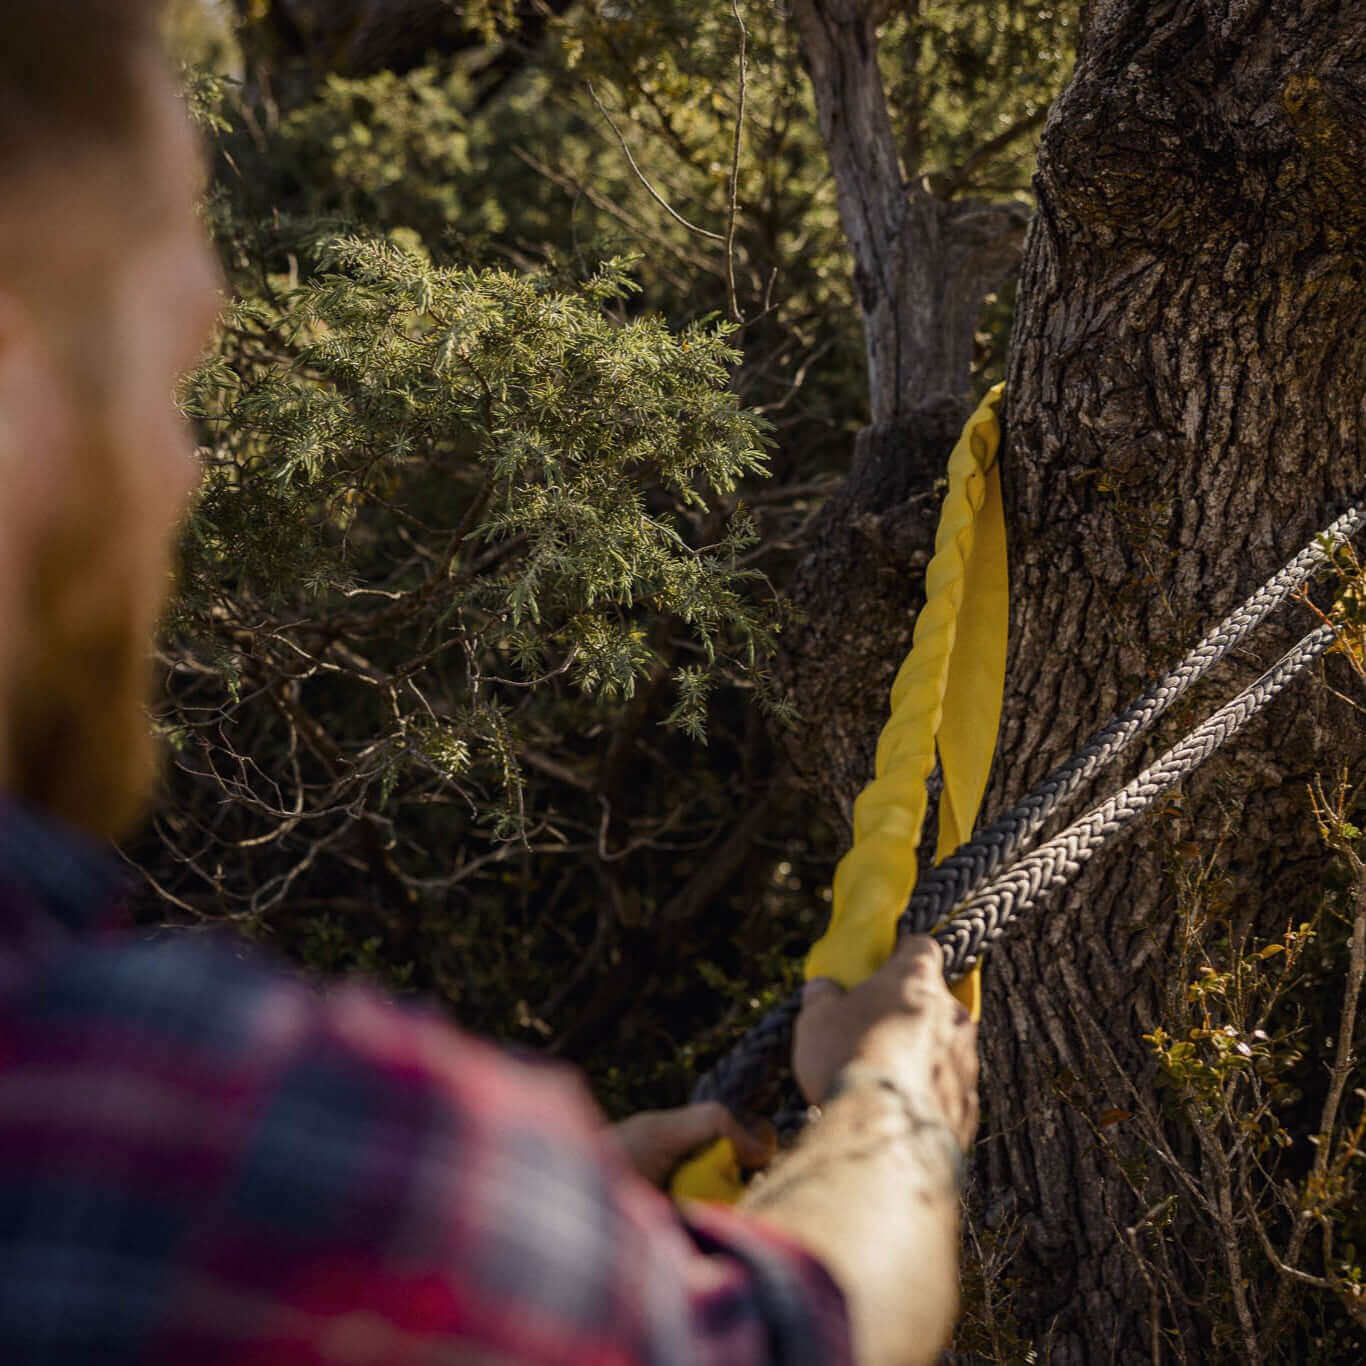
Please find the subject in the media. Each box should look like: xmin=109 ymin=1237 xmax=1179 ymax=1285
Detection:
xmin=0 ymin=4 xmax=978 ymax=1363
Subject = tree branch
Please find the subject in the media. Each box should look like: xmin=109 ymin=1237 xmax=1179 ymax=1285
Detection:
xmin=934 ymin=106 xmax=1051 ymax=198
xmin=725 ymin=0 xmax=749 ymax=323
xmin=791 ymin=0 xmax=906 ymax=317
xmin=587 ymin=83 xmax=727 ymax=243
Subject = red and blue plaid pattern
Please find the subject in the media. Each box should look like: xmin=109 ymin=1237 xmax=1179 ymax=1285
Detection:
xmin=0 ymin=798 xmax=850 ymax=1363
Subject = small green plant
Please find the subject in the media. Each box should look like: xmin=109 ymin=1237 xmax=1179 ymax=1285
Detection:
xmin=1118 ymin=769 xmax=1366 ymax=1360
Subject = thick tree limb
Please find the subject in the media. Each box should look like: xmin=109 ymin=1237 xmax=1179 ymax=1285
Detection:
xmin=779 ymin=2 xmax=1030 ymax=820
xmin=790 ymin=0 xmax=1029 ymax=420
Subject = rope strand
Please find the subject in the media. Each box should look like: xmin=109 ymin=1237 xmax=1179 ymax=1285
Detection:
xmin=903 ymin=507 xmax=1364 ymax=933
xmin=931 ymin=623 xmax=1336 ymax=975
xmin=689 ymin=509 xmax=1359 ymax=1122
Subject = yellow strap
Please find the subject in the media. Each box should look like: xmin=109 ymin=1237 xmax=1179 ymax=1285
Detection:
xmin=807 ymin=384 xmax=1006 ymax=992
xmin=671 ymin=385 xmax=1007 ymax=1205
xmin=670 ymin=1126 xmax=746 ymax=1203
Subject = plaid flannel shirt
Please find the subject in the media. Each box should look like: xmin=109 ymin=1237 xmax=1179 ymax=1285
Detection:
xmin=0 ymin=797 xmax=850 ymax=1364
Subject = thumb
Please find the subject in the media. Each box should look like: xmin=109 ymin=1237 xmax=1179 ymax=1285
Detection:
xmin=713 ymin=1105 xmax=778 ymax=1168
xmin=677 ymin=1102 xmax=776 ymax=1168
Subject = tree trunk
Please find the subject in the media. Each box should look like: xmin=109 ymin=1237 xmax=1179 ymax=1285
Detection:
xmin=983 ymin=1 xmax=1364 ymax=1356
xmin=787 ymin=0 xmax=1364 ymax=1356
xmin=784 ymin=0 xmax=1028 ymax=824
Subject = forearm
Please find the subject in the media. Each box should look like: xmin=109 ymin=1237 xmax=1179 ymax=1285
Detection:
xmin=740 ymin=1076 xmax=963 ymax=1366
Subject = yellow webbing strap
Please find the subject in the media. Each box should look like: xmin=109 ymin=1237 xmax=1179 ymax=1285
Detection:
xmin=808 ymin=383 xmax=1007 ymax=996
xmin=672 ymin=384 xmax=1007 ymax=1205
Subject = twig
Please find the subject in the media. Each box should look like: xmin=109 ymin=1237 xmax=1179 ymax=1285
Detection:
xmin=1125 ymin=1197 xmax=1178 ymax=1366
xmin=587 ymin=83 xmax=726 ymax=242
xmin=1263 ymin=783 xmax=1366 ymax=1339
xmin=511 ymin=146 xmax=723 ymax=279
xmin=934 ymin=106 xmax=1050 ymax=198
xmin=752 ymin=339 xmax=836 ymax=415
xmin=725 ymin=0 xmax=748 ymax=323
xmin=518 ymin=746 xmax=593 ymax=792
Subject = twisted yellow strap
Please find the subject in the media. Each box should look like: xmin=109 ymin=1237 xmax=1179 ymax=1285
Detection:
xmin=672 ymin=384 xmax=1007 ymax=1203
xmin=808 ymin=383 xmax=1007 ymax=1000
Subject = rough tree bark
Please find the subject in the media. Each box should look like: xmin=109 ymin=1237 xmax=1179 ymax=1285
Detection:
xmin=788 ymin=0 xmax=1365 ymax=1358
xmin=783 ymin=0 xmax=1029 ymax=824
xmin=984 ymin=2 xmax=1364 ymax=1357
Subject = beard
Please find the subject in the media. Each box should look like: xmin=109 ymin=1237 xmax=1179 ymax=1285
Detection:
xmin=8 ymin=414 xmax=169 ymax=842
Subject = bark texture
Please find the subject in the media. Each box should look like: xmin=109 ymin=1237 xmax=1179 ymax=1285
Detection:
xmin=791 ymin=0 xmax=1029 ymax=424
xmin=983 ymin=1 xmax=1364 ymax=1357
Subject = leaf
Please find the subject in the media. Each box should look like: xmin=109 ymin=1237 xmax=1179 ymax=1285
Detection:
xmin=1257 ymin=943 xmax=1287 ymax=959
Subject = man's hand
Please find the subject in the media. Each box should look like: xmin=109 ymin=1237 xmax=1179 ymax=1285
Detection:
xmin=610 ymin=1103 xmax=777 ymax=1187
xmin=746 ymin=937 xmax=979 ymax=1366
xmin=793 ymin=935 xmax=978 ymax=1148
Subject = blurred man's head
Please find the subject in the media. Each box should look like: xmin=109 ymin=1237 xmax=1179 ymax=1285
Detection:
xmin=0 ymin=1 xmax=221 ymax=839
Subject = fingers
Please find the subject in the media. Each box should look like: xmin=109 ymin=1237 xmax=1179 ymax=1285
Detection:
xmin=801 ymin=976 xmax=844 ymax=1005
xmin=664 ymin=1101 xmax=731 ymax=1154
xmin=721 ymin=1111 xmax=778 ymax=1168
xmin=852 ymin=937 xmax=978 ymax=1144
xmin=947 ymin=1039 xmax=980 ymax=1148
xmin=923 ymin=1014 xmax=980 ymax=1148
xmin=879 ymin=934 xmax=945 ymax=999
xmin=613 ymin=1103 xmax=777 ymax=1186
xmin=887 ymin=933 xmax=944 ymax=975
xmin=674 ymin=1101 xmax=772 ymax=1166
xmin=794 ymin=934 xmax=979 ymax=1114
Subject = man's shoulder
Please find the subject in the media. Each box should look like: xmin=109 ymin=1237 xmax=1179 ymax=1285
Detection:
xmin=6 ymin=925 xmax=597 ymax=1130
xmin=14 ymin=927 xmax=315 ymax=1066
xmin=0 ymin=925 xmax=607 ymax=1254
xmin=0 ymin=934 xmax=629 ymax=1359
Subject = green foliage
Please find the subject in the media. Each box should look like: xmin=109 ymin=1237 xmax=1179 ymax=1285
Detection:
xmin=184 ymin=231 xmax=775 ymax=727
xmin=887 ymin=1 xmax=1074 ymax=192
xmin=277 ymin=67 xmax=477 ymax=237
xmin=135 ymin=55 xmax=823 ymax=1111
xmin=1117 ymin=776 xmax=1366 ymax=1360
xmin=145 ymin=2 xmax=1077 ymax=1122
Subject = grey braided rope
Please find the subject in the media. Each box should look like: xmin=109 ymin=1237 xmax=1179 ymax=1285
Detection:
xmin=903 ymin=505 xmax=1364 ymax=933
xmin=695 ymin=623 xmax=1337 ymax=1116
xmin=691 ymin=509 xmax=1359 ymax=1120
xmin=931 ymin=622 xmax=1336 ymax=976
xmin=690 ymin=989 xmax=802 ymax=1112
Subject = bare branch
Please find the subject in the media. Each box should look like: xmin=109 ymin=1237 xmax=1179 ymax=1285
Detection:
xmin=587 ymin=83 xmax=726 ymax=243
xmin=725 ymin=0 xmax=748 ymax=323
xmin=511 ymin=147 xmax=724 ymax=279
xmin=934 ymin=106 xmax=1051 ymax=198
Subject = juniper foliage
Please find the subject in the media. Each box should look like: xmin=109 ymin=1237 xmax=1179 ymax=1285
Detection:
xmin=150 ymin=0 xmax=1077 ymax=1105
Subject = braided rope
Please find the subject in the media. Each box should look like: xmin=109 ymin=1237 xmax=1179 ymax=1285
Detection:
xmin=903 ymin=506 xmax=1364 ymax=933
xmin=689 ymin=990 xmax=802 ymax=1110
xmin=696 ymin=622 xmax=1338 ymax=1115
xmin=931 ymin=623 xmax=1336 ymax=975
xmin=689 ymin=507 xmax=1360 ymax=1122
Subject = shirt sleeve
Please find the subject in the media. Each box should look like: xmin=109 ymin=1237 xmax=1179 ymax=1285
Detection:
xmin=149 ymin=971 xmax=852 ymax=1366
